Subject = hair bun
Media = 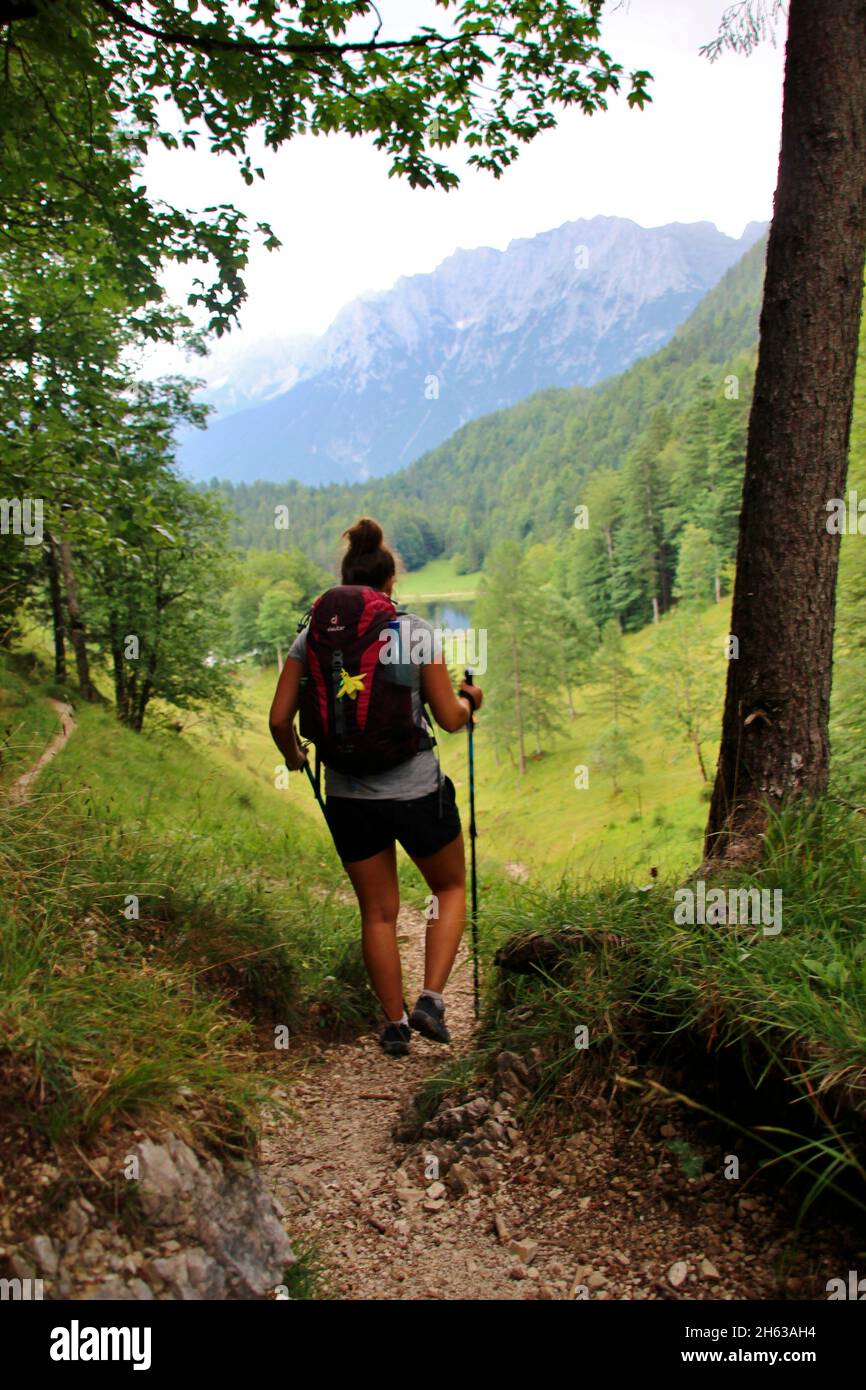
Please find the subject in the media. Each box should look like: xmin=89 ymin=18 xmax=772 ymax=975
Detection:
xmin=344 ymin=516 xmax=383 ymax=556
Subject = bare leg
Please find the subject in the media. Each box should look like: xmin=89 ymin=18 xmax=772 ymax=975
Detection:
xmin=343 ymin=844 xmax=404 ymax=1021
xmin=410 ymin=832 xmax=466 ymax=995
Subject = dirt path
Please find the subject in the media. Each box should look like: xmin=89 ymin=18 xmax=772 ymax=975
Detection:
xmin=262 ymin=907 xmax=852 ymax=1301
xmin=262 ymin=906 xmax=532 ymax=1299
xmin=9 ymin=699 xmax=76 ymax=805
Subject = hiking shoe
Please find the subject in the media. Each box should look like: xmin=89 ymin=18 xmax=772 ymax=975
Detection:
xmin=409 ymin=994 xmax=451 ymax=1044
xmin=379 ymin=1021 xmax=411 ymax=1056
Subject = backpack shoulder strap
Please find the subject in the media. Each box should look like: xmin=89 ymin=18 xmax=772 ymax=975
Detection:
xmin=296 ymin=604 xmax=314 ymax=634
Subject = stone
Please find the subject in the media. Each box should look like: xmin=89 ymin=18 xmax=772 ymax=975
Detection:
xmin=493 ymin=1212 xmax=510 ymax=1245
xmin=446 ymin=1164 xmax=474 ymax=1197
xmin=668 ymin=1261 xmax=689 ymax=1288
xmin=25 ymin=1235 xmax=59 ymax=1277
xmin=700 ymin=1258 xmax=720 ymax=1281
xmin=129 ymin=1132 xmax=295 ymax=1298
xmin=84 ymin=1277 xmax=139 ymax=1301
xmin=64 ymin=1200 xmax=92 ymax=1239
xmin=464 ymin=1097 xmax=490 ymax=1122
xmin=507 ymin=1237 xmax=538 ymax=1264
xmin=496 ymin=1051 xmax=531 ymax=1087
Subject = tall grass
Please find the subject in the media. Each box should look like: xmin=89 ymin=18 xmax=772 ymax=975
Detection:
xmin=0 ymin=657 xmax=379 ymax=1159
xmin=439 ymin=799 xmax=866 ymax=1211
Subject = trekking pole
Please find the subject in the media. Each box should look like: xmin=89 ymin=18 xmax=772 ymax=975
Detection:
xmin=302 ymin=745 xmax=327 ymax=819
xmin=464 ymin=668 xmax=480 ymax=1020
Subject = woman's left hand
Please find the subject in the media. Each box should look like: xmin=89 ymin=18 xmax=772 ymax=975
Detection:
xmin=285 ymin=742 xmax=309 ymax=772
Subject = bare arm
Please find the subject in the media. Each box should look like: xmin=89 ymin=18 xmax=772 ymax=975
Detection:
xmin=421 ymin=659 xmax=484 ymax=734
xmin=268 ymin=657 xmax=308 ymax=770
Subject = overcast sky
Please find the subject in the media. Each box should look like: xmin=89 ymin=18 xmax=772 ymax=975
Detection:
xmin=143 ymin=0 xmax=787 ymax=376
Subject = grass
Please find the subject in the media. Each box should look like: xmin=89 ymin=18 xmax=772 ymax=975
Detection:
xmin=395 ymin=555 xmax=482 ymax=602
xmin=0 ymin=650 xmax=381 ymax=1183
xmin=446 ymin=797 xmax=866 ymax=1212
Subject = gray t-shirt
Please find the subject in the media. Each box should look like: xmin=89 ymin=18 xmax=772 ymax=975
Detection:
xmin=287 ymin=613 xmax=442 ymax=801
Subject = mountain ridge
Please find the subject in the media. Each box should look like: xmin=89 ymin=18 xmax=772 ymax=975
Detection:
xmin=213 ymin=233 xmax=768 ymax=575
xmin=180 ymin=215 xmax=765 ymax=487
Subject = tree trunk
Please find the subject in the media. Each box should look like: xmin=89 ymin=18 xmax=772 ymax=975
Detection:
xmin=704 ymin=0 xmax=866 ymax=864
xmin=44 ymin=537 xmax=66 ymax=682
xmin=58 ymin=537 xmax=99 ymax=702
xmin=691 ymin=731 xmax=708 ymax=784
xmin=108 ymin=614 xmax=130 ymax=724
xmin=511 ymin=635 xmax=526 ymax=775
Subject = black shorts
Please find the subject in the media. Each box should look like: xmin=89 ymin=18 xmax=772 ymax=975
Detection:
xmin=324 ymin=775 xmax=462 ymax=865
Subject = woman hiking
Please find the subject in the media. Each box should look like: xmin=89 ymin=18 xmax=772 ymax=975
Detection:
xmin=268 ymin=517 xmax=483 ymax=1057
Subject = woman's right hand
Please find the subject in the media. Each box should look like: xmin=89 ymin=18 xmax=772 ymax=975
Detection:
xmin=459 ymin=678 xmax=483 ymax=712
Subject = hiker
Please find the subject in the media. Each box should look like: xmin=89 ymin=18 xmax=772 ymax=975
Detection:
xmin=268 ymin=517 xmax=483 ymax=1056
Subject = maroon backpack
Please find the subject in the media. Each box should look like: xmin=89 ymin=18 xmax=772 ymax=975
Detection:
xmin=298 ymin=585 xmax=433 ymax=776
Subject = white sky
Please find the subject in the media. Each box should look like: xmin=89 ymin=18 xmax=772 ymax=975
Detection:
xmin=143 ymin=0 xmax=786 ymax=375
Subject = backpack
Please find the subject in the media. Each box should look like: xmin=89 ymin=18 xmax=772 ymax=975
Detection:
xmin=297 ymin=585 xmax=434 ymax=776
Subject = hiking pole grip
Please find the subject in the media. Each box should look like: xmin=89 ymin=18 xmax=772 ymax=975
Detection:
xmin=463 ymin=668 xmax=480 ymax=1020
xmin=303 ymin=754 xmax=327 ymax=818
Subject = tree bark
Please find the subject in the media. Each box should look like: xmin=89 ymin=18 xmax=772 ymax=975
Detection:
xmin=44 ymin=537 xmax=66 ymax=682
xmin=704 ymin=0 xmax=866 ymax=863
xmin=58 ymin=537 xmax=99 ymax=702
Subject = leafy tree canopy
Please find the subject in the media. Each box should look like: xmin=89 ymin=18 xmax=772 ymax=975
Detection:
xmin=1 ymin=0 xmax=651 ymax=338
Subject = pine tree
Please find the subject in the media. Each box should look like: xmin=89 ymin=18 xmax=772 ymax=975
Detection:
xmin=617 ymin=408 xmax=675 ymax=626
xmin=474 ymin=541 xmax=533 ymax=773
xmin=586 ymin=620 xmax=644 ymax=794
xmin=674 ymin=523 xmax=717 ymax=607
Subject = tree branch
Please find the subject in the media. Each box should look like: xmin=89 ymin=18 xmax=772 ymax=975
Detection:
xmin=88 ymin=0 xmax=489 ymax=61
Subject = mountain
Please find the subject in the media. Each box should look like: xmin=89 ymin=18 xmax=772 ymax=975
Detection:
xmin=214 ymin=233 xmax=767 ymax=571
xmin=180 ymin=216 xmax=766 ymax=486
xmin=202 ymin=334 xmax=317 ymax=420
